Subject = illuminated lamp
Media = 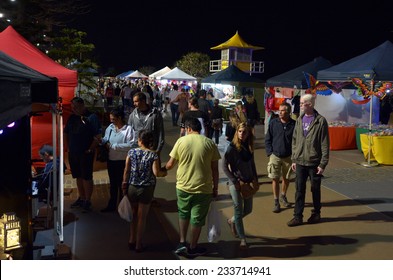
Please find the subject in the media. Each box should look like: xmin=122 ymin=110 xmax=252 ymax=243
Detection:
xmin=0 ymin=212 xmax=22 ymax=251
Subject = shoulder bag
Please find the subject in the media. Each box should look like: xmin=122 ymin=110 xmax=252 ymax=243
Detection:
xmin=240 ymin=181 xmax=259 ymax=199
xmin=96 ymin=130 xmax=112 ymax=162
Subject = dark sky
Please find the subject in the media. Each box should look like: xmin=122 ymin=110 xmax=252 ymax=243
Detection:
xmin=71 ymin=0 xmax=393 ymax=79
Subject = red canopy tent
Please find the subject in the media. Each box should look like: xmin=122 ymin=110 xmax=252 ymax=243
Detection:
xmin=0 ymin=26 xmax=78 ymax=157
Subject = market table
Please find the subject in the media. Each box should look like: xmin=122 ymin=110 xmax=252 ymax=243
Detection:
xmin=356 ymin=127 xmax=370 ymax=151
xmin=360 ymin=133 xmax=393 ymax=165
xmin=328 ymin=126 xmax=357 ymax=150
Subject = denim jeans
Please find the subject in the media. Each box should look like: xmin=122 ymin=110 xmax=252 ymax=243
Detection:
xmin=294 ymin=164 xmax=322 ymax=219
xmin=170 ymin=103 xmax=179 ymax=125
xmin=228 ymin=184 xmax=253 ymax=239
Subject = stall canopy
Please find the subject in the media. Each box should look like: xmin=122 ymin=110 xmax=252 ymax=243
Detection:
xmin=0 ymin=26 xmax=77 ymax=156
xmin=0 ymin=51 xmax=58 ymax=129
xmin=116 ymin=70 xmax=134 ymax=79
xmin=201 ymin=65 xmax=264 ymax=84
xmin=125 ymin=70 xmax=147 ymax=79
xmin=266 ymin=57 xmax=333 ymax=88
xmin=149 ymin=66 xmax=171 ymax=79
xmin=158 ymin=67 xmax=197 ymax=81
xmin=317 ymin=41 xmax=393 ymax=81
xmin=0 ymin=26 xmax=77 ymax=90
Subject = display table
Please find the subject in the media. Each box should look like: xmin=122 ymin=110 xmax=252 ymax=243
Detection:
xmin=328 ymin=126 xmax=357 ymax=150
xmin=360 ymin=134 xmax=393 ymax=165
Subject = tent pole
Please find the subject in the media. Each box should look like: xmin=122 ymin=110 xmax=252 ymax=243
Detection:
xmin=361 ymin=80 xmax=378 ymax=167
xmin=51 ymin=108 xmax=58 ymax=247
xmin=58 ymin=103 xmax=64 ymax=244
xmin=55 ymin=97 xmax=71 ymax=259
xmin=368 ymin=98 xmax=372 ymax=164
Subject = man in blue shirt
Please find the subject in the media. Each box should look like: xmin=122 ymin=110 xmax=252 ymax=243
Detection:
xmin=265 ymin=103 xmax=295 ymax=213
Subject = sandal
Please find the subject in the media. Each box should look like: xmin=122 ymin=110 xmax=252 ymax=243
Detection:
xmin=227 ymin=219 xmax=239 ymax=238
xmin=239 ymin=239 xmax=248 ymax=249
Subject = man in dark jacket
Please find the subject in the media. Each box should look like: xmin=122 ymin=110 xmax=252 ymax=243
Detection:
xmin=287 ymin=94 xmax=329 ymax=226
xmin=265 ymin=102 xmax=295 ymax=213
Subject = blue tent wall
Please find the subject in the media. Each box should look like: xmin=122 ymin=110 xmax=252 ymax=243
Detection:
xmin=317 ymin=41 xmax=393 ymax=81
xmin=266 ymin=57 xmax=332 ymax=88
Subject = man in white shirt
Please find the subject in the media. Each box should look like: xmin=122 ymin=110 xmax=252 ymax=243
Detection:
xmin=168 ymin=84 xmax=181 ymax=126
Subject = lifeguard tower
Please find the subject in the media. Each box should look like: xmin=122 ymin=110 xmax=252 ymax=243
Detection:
xmin=209 ymin=31 xmax=264 ymax=74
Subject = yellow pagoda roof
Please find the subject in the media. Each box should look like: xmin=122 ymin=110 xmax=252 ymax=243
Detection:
xmin=210 ymin=31 xmax=264 ymax=50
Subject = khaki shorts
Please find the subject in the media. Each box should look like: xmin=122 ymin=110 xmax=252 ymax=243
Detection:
xmin=267 ymin=154 xmax=292 ymax=179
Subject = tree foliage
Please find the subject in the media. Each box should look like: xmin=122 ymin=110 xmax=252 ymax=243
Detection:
xmin=1 ymin=1 xmax=99 ymax=94
xmin=139 ymin=66 xmax=156 ymax=76
xmin=49 ymin=28 xmax=98 ymax=94
xmin=0 ymin=0 xmax=90 ymax=52
xmin=175 ymin=52 xmax=211 ymax=79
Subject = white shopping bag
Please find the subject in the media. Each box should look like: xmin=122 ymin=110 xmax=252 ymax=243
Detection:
xmin=207 ymin=201 xmax=221 ymax=242
xmin=118 ymin=196 xmax=133 ymax=222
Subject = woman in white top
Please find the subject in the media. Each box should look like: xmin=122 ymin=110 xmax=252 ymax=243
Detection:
xmin=101 ymin=108 xmax=134 ymax=212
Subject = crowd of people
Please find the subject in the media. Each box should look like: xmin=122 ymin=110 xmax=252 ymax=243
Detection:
xmin=52 ymin=79 xmax=329 ymax=258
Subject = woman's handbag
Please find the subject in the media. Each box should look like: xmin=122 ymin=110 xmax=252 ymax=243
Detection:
xmin=96 ymin=145 xmax=109 ymax=162
xmin=240 ymin=181 xmax=259 ymax=199
xmin=96 ymin=130 xmax=112 ymax=162
xmin=118 ymin=196 xmax=133 ymax=222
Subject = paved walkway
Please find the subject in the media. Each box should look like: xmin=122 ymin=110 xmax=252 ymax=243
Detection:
xmin=34 ymin=111 xmax=393 ymax=260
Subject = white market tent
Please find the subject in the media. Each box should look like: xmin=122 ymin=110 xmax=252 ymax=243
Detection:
xmin=125 ymin=70 xmax=147 ymax=79
xmin=149 ymin=66 xmax=171 ymax=79
xmin=116 ymin=70 xmax=134 ymax=78
xmin=158 ymin=67 xmax=197 ymax=81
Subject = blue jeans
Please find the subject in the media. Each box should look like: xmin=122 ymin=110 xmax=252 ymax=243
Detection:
xmin=228 ymin=184 xmax=253 ymax=239
xmin=170 ymin=103 xmax=179 ymax=125
xmin=293 ymin=164 xmax=322 ymax=219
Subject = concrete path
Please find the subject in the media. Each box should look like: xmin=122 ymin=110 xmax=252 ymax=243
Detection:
xmin=34 ymin=111 xmax=393 ymax=260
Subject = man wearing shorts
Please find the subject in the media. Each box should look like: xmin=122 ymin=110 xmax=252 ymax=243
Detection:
xmin=165 ymin=118 xmax=220 ymax=257
xmin=64 ymin=97 xmax=102 ymax=211
xmin=265 ymin=102 xmax=295 ymax=213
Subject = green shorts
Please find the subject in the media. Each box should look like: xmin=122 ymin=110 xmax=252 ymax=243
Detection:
xmin=267 ymin=154 xmax=292 ymax=179
xmin=176 ymin=189 xmax=211 ymax=227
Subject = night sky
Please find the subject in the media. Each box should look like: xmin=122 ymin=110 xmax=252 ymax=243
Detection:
xmin=71 ymin=0 xmax=393 ymax=78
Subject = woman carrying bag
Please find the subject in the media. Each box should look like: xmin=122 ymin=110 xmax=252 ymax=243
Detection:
xmin=101 ymin=108 xmax=134 ymax=212
xmin=122 ymin=130 xmax=167 ymax=253
xmin=222 ymin=122 xmax=259 ymax=249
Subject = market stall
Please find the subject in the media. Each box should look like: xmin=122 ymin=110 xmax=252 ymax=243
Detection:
xmin=317 ymin=40 xmax=393 ymax=164
xmin=0 ymin=50 xmax=58 ymax=259
xmin=0 ymin=26 xmax=77 ymax=157
xmin=201 ymin=65 xmax=265 ymax=120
